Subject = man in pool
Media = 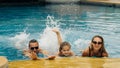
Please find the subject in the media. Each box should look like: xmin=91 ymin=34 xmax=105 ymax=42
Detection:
xmin=23 ymin=39 xmax=55 ymax=60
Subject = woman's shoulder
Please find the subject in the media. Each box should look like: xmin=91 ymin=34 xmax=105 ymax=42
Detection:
xmin=83 ymin=47 xmax=89 ymax=53
xmin=82 ymin=48 xmax=89 ymax=57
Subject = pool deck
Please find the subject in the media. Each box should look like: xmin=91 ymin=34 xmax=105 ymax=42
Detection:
xmin=9 ymin=57 xmax=120 ymax=68
xmin=80 ymin=0 xmax=120 ymax=7
xmin=0 ymin=56 xmax=8 ymax=68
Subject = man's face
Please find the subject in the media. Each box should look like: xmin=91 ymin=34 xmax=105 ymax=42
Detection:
xmin=29 ymin=42 xmax=39 ymax=53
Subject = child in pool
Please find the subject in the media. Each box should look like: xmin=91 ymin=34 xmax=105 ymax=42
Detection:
xmin=23 ymin=39 xmax=55 ymax=60
xmin=82 ymin=35 xmax=108 ymax=57
xmin=52 ymin=29 xmax=74 ymax=57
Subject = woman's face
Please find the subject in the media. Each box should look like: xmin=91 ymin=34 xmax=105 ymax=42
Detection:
xmin=92 ymin=37 xmax=103 ymax=51
xmin=61 ymin=45 xmax=71 ymax=56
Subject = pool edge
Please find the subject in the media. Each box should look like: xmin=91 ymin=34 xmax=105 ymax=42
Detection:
xmin=79 ymin=0 xmax=120 ymax=8
xmin=0 ymin=56 xmax=8 ymax=68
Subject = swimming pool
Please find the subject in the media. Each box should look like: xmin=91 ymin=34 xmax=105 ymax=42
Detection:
xmin=0 ymin=4 xmax=120 ymax=61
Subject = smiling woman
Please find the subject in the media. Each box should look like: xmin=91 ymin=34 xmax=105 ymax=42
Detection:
xmin=82 ymin=35 xmax=108 ymax=57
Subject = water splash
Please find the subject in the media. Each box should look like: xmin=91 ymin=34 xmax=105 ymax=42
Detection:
xmin=72 ymin=38 xmax=90 ymax=56
xmin=46 ymin=15 xmax=60 ymax=28
xmin=8 ymin=15 xmax=60 ymax=54
xmin=74 ymin=39 xmax=90 ymax=51
xmin=9 ymin=30 xmax=30 ymax=50
xmin=39 ymin=27 xmax=59 ymax=55
xmin=38 ymin=15 xmax=60 ymax=55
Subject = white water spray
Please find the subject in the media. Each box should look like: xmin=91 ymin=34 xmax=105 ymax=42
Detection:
xmin=46 ymin=15 xmax=60 ymax=28
xmin=74 ymin=39 xmax=90 ymax=52
xmin=39 ymin=15 xmax=60 ymax=55
xmin=9 ymin=30 xmax=30 ymax=50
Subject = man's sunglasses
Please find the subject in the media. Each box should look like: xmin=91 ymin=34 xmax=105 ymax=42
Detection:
xmin=30 ymin=46 xmax=38 ymax=50
xmin=92 ymin=41 xmax=102 ymax=45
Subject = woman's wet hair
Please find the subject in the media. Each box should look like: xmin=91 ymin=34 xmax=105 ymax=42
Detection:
xmin=59 ymin=41 xmax=71 ymax=52
xmin=29 ymin=39 xmax=38 ymax=47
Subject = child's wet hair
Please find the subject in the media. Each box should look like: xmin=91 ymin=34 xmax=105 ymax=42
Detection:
xmin=59 ymin=41 xmax=71 ymax=52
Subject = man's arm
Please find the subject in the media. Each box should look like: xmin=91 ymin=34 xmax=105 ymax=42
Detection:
xmin=23 ymin=50 xmax=38 ymax=60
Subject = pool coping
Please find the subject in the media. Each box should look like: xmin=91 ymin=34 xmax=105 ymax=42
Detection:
xmin=0 ymin=56 xmax=8 ymax=68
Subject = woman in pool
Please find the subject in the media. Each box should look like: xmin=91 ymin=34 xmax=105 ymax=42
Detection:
xmin=23 ymin=39 xmax=55 ymax=60
xmin=82 ymin=35 xmax=108 ymax=57
xmin=53 ymin=29 xmax=74 ymax=57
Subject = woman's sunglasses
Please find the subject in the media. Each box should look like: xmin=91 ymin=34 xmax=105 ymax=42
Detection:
xmin=30 ymin=46 xmax=38 ymax=50
xmin=92 ymin=41 xmax=102 ymax=45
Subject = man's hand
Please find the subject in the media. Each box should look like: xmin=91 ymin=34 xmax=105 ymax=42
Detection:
xmin=30 ymin=52 xmax=38 ymax=60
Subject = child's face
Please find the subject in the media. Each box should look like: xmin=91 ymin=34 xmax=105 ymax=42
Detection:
xmin=29 ymin=42 xmax=39 ymax=53
xmin=61 ymin=45 xmax=71 ymax=56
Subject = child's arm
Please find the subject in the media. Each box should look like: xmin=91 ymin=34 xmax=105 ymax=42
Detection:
xmin=52 ymin=28 xmax=63 ymax=45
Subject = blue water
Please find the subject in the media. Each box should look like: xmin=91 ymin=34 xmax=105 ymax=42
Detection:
xmin=0 ymin=4 xmax=120 ymax=61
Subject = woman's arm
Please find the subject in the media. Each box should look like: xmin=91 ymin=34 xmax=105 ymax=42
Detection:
xmin=102 ymin=52 xmax=108 ymax=57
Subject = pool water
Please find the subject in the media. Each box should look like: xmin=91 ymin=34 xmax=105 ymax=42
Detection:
xmin=0 ymin=4 xmax=120 ymax=61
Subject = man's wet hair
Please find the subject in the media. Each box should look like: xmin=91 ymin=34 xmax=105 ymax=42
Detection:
xmin=29 ymin=39 xmax=38 ymax=47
